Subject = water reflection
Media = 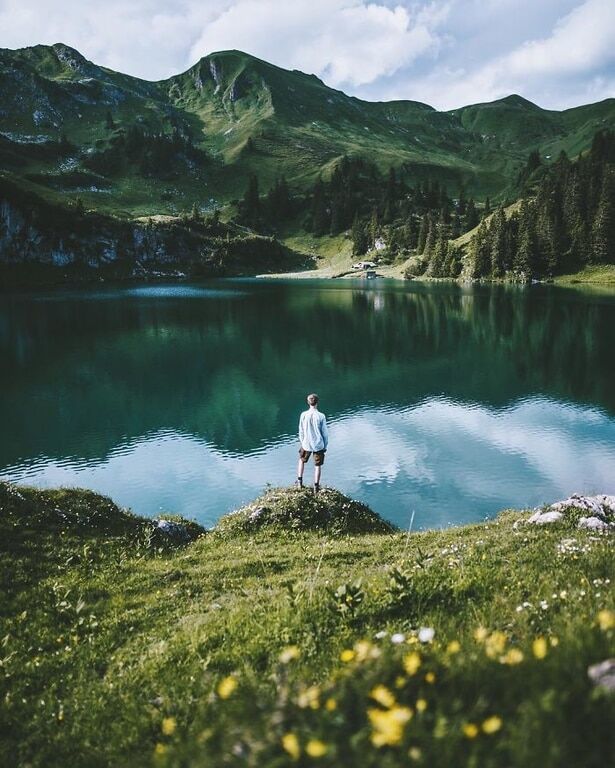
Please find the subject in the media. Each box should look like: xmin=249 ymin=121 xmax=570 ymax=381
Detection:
xmin=1 ymin=279 xmax=614 ymax=527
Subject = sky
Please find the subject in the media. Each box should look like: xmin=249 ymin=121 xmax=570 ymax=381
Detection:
xmin=1 ymin=0 xmax=614 ymax=110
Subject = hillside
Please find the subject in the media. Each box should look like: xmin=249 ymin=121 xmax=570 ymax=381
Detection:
xmin=0 ymin=481 xmax=613 ymax=767
xmin=2 ymin=43 xmax=615 ymax=221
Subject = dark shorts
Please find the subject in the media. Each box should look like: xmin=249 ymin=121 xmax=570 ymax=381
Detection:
xmin=299 ymin=447 xmax=326 ymax=466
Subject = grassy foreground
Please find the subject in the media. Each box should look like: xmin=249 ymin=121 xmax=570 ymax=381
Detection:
xmin=1 ymin=482 xmax=613 ymax=768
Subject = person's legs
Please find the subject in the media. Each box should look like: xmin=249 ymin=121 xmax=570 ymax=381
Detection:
xmin=313 ymin=451 xmax=324 ymax=491
xmin=314 ymin=464 xmax=321 ymax=488
xmin=296 ymin=450 xmax=310 ymax=487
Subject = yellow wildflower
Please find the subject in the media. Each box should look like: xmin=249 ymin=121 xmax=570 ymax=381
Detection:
xmin=532 ymin=637 xmax=548 ymax=660
xmin=446 ymin=640 xmax=461 ymax=654
xmin=485 ymin=631 xmax=507 ymax=659
xmin=368 ymin=706 xmax=413 ymax=747
xmin=482 ymin=715 xmax=502 ymax=734
xmin=217 ymin=676 xmax=237 ymax=699
xmin=355 ymin=640 xmax=379 ymax=662
xmin=395 ymin=675 xmax=406 ymax=689
xmin=403 ymin=651 xmax=422 ymax=676
xmin=161 ymin=717 xmax=177 ymax=736
xmin=306 ymin=739 xmax=328 ymax=758
xmin=279 ymin=645 xmax=300 ymax=664
xmin=340 ymin=649 xmax=356 ymax=663
xmin=500 ymin=648 xmax=524 ymax=665
xmin=282 ymin=733 xmax=301 ymax=760
xmin=154 ymin=743 xmax=167 ymax=756
xmin=325 ymin=697 xmax=337 ymax=712
xmin=298 ymin=685 xmax=320 ymax=710
xmin=463 ymin=723 xmax=479 ymax=739
xmin=597 ymin=609 xmax=615 ymax=631
xmin=408 ymin=746 xmax=422 ymax=761
xmin=425 ymin=672 xmax=436 ymax=684
xmin=416 ymin=698 xmax=427 ymax=713
xmin=474 ymin=626 xmax=488 ymax=642
xmin=550 ymin=636 xmax=559 ymax=647
xmin=370 ymin=685 xmax=396 ymax=708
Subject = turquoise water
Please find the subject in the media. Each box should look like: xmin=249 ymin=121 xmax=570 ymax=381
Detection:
xmin=1 ymin=278 xmax=615 ymax=529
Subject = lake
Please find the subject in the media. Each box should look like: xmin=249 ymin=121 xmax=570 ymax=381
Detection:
xmin=1 ymin=278 xmax=615 ymax=529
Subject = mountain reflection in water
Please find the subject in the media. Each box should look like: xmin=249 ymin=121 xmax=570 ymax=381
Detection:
xmin=1 ymin=279 xmax=614 ymax=528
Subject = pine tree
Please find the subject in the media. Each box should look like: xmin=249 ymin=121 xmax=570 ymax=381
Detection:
xmin=351 ymin=213 xmax=369 ymax=256
xmin=592 ymin=171 xmax=615 ymax=263
xmin=465 ymin=199 xmax=479 ymax=230
xmin=310 ymin=178 xmax=329 ymax=235
xmin=515 ymin=201 xmax=538 ymax=278
xmin=190 ymin=202 xmax=202 ymax=223
xmin=490 ymin=207 xmax=507 ymax=277
xmin=470 ymin=222 xmax=490 ymax=278
xmin=369 ymin=208 xmax=380 ymax=247
xmin=242 ymin=174 xmax=260 ymax=228
xmin=423 ymin=213 xmax=436 ymax=259
xmin=417 ymin=214 xmax=428 ymax=254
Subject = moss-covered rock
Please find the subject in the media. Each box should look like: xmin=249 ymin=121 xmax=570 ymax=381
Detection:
xmin=0 ymin=481 xmax=204 ymax=541
xmin=215 ymin=486 xmax=396 ymax=535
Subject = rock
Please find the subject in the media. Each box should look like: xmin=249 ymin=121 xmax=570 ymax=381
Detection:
xmin=588 ymin=659 xmax=615 ymax=693
xmin=578 ymin=516 xmax=612 ymax=531
xmin=528 ymin=494 xmax=615 ymax=528
xmin=248 ymin=506 xmax=266 ymax=523
xmin=154 ymin=519 xmax=191 ymax=542
xmin=546 ymin=494 xmax=615 ymax=520
xmin=527 ymin=510 xmax=564 ymax=525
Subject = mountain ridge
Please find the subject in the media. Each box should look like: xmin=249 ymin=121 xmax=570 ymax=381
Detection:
xmin=1 ymin=42 xmax=615 ymax=218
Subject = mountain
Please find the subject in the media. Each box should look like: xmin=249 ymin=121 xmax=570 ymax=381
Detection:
xmin=2 ymin=42 xmax=615 ymax=221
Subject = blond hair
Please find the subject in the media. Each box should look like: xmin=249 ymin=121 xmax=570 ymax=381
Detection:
xmin=307 ymin=393 xmax=319 ymax=406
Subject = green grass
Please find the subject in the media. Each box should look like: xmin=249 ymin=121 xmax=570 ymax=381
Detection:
xmin=2 ymin=43 xmax=615 ymax=221
xmin=555 ymin=264 xmax=615 ymax=285
xmin=1 ymin=481 xmax=613 ymax=767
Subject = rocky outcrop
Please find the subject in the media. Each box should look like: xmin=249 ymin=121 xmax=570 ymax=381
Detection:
xmin=0 ymin=178 xmax=300 ymax=285
xmin=526 ymin=494 xmax=615 ymax=530
xmin=216 ymin=487 xmax=397 ymax=535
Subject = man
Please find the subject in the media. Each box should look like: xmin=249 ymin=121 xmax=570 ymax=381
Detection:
xmin=296 ymin=393 xmax=329 ymax=493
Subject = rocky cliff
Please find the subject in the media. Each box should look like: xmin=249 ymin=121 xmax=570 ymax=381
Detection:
xmin=0 ymin=177 xmax=299 ymax=286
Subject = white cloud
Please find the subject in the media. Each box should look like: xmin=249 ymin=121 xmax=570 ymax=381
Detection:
xmin=189 ymin=1 xmax=446 ymax=88
xmin=381 ymin=0 xmax=615 ymax=108
xmin=4 ymin=396 xmax=615 ymax=528
xmin=0 ymin=1 xmax=614 ymax=107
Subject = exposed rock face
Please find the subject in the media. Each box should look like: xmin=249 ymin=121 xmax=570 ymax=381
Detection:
xmin=0 ymin=181 xmax=298 ymax=284
xmin=526 ymin=494 xmax=615 ymax=530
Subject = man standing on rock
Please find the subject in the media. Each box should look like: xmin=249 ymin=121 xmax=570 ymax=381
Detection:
xmin=296 ymin=393 xmax=329 ymax=493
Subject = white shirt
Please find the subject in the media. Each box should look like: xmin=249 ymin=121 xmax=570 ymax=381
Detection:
xmin=299 ymin=407 xmax=329 ymax=452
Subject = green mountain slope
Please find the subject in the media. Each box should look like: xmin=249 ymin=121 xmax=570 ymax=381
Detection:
xmin=1 ymin=43 xmax=614 ymax=220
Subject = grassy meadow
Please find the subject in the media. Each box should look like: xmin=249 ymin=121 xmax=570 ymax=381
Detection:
xmin=1 ymin=481 xmax=613 ymax=767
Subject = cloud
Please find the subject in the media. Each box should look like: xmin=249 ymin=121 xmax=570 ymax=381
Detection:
xmin=5 ymin=396 xmax=615 ymax=528
xmin=373 ymin=0 xmax=615 ymax=108
xmin=0 ymin=0 xmax=614 ymax=108
xmin=189 ymin=1 xmax=446 ymax=88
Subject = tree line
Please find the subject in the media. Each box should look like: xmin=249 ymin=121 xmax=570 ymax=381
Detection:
xmin=239 ymin=157 xmax=481 ymax=261
xmin=467 ymin=130 xmax=615 ymax=280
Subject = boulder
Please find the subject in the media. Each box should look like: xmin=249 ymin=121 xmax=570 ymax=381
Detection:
xmin=588 ymin=659 xmax=615 ymax=693
xmin=578 ymin=516 xmax=613 ymax=531
xmin=527 ymin=510 xmax=564 ymax=525
xmin=528 ymin=494 xmax=615 ymax=530
xmin=216 ymin=487 xmax=396 ymax=535
xmin=154 ymin=519 xmax=192 ymax=542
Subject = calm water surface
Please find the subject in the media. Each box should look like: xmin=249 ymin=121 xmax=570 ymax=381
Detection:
xmin=1 ymin=279 xmax=615 ymax=529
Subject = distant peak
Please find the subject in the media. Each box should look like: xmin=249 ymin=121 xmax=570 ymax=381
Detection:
xmin=499 ymin=94 xmax=539 ymax=109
